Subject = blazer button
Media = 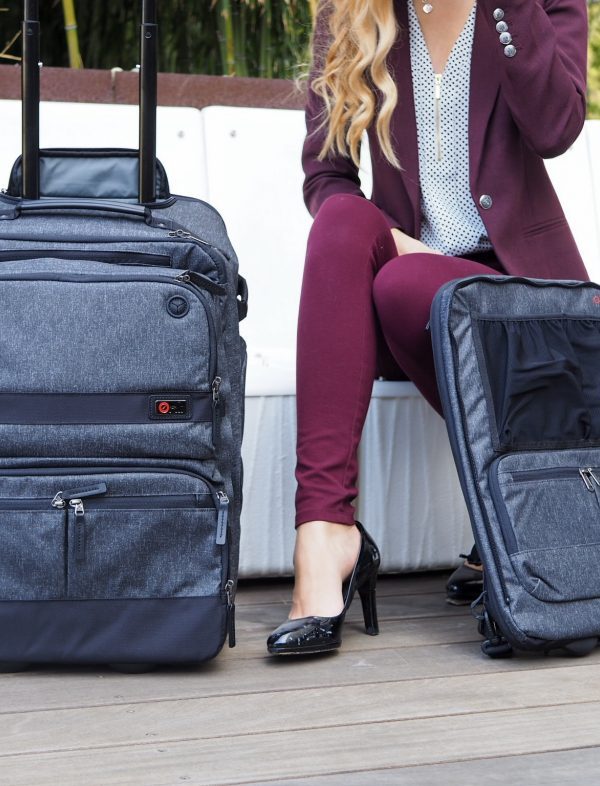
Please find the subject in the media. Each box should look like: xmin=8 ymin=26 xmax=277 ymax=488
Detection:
xmin=479 ymin=194 xmax=493 ymax=210
xmin=504 ymin=44 xmax=517 ymax=58
xmin=499 ymin=32 xmax=512 ymax=45
xmin=496 ymin=21 xmax=508 ymax=32
xmin=493 ymin=8 xmax=505 ymax=20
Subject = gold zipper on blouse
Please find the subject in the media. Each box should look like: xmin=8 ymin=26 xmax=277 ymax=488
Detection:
xmin=434 ymin=73 xmax=443 ymax=161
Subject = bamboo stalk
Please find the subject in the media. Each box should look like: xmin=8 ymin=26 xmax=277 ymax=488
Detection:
xmin=216 ymin=0 xmax=237 ymax=75
xmin=0 ymin=28 xmax=21 ymax=62
xmin=62 ymin=0 xmax=83 ymax=68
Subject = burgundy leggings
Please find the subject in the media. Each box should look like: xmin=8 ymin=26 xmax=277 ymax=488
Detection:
xmin=295 ymin=193 xmax=505 ymax=527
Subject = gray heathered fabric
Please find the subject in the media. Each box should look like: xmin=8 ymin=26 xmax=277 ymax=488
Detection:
xmin=0 ymin=422 xmax=214 ymax=459
xmin=0 ymin=470 xmax=223 ymax=601
xmin=0 ymin=267 xmax=211 ymax=393
xmin=0 ymin=191 xmax=246 ymax=616
xmin=0 ymin=510 xmax=66 ymax=599
xmin=433 ymin=276 xmax=600 ymax=650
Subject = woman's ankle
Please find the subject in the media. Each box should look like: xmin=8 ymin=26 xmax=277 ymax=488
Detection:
xmin=289 ymin=520 xmax=361 ymax=619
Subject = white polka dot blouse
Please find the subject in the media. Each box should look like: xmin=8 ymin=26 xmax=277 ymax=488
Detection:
xmin=408 ymin=0 xmax=493 ymax=256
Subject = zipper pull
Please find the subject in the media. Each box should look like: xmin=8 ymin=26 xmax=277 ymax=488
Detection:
xmin=216 ymin=489 xmax=229 ymax=545
xmin=61 ymin=482 xmax=108 ymax=502
xmin=580 ymin=468 xmax=595 ymax=492
xmin=176 ymin=270 xmax=227 ymax=296
xmin=167 ymin=228 xmax=210 ymax=246
xmin=434 ymin=73 xmax=442 ymax=100
xmin=212 ymin=376 xmax=222 ymax=410
xmin=52 ymin=492 xmax=66 ymax=509
xmin=225 ymin=579 xmax=236 ymax=648
xmin=585 ymin=467 xmax=600 ymax=488
xmin=70 ymin=498 xmax=86 ymax=562
xmin=55 ymin=484 xmax=107 ymax=563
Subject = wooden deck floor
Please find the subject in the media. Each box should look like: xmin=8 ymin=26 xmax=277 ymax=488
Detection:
xmin=2 ymin=573 xmax=600 ymax=785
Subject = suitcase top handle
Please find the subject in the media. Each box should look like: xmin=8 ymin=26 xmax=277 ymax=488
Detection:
xmin=0 ymin=197 xmax=177 ymax=231
xmin=21 ymin=0 xmax=158 ymax=203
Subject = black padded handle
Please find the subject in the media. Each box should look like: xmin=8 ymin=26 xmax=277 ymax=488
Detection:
xmin=18 ymin=198 xmax=150 ymax=219
xmin=0 ymin=198 xmax=175 ymax=229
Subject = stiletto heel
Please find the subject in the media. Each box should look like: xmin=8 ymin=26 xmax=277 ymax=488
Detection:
xmin=358 ymin=574 xmax=379 ymax=636
xmin=266 ymin=521 xmax=380 ymax=655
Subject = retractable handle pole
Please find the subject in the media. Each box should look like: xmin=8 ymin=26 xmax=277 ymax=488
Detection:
xmin=21 ymin=0 xmax=40 ymax=199
xmin=139 ymin=0 xmax=158 ymax=203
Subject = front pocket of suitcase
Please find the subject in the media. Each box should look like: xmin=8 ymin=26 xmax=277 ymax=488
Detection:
xmin=0 ymin=269 xmax=219 ymax=459
xmin=66 ymin=497 xmax=223 ymax=600
xmin=47 ymin=467 xmax=227 ymax=600
xmin=490 ymin=449 xmax=600 ymax=602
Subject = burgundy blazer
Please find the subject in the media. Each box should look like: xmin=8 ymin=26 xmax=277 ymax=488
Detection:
xmin=302 ymin=0 xmax=590 ymax=281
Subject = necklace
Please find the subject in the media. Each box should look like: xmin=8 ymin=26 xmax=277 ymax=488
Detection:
xmin=422 ymin=1 xmax=433 ymax=12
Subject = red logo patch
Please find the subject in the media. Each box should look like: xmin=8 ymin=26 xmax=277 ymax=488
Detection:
xmin=594 ymin=296 xmax=600 ymax=304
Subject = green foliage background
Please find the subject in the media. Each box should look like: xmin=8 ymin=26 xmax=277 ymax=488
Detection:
xmin=0 ymin=1 xmax=313 ymax=78
xmin=1 ymin=0 xmax=600 ymax=117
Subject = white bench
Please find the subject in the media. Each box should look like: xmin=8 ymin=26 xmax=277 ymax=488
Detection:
xmin=1 ymin=100 xmax=598 ymax=576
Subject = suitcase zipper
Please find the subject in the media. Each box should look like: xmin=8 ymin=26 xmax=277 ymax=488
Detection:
xmin=489 ymin=459 xmax=600 ymax=555
xmin=51 ymin=482 xmax=227 ymax=562
xmin=0 ymin=249 xmax=172 ymax=266
xmin=0 ymin=228 xmax=228 ymax=283
xmin=508 ymin=466 xmax=600 ymax=491
xmin=225 ymin=578 xmax=236 ymax=648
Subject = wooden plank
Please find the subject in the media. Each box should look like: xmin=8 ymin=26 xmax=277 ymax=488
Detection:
xmin=1 ymin=642 xmax=598 ymax=715
xmin=2 ymin=664 xmax=600 ymax=758
xmin=242 ymin=747 xmax=600 ymax=786
xmin=235 ymin=573 xmax=452 ymax=606
xmin=2 ymin=702 xmax=600 ymax=785
xmin=219 ymin=615 xmax=479 ymax=661
xmin=233 ymin=592 xmax=469 ymax=630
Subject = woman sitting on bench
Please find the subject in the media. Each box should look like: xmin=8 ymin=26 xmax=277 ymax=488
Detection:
xmin=267 ymin=0 xmax=589 ymax=655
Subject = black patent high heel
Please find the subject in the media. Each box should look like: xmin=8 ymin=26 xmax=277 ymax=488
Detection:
xmin=266 ymin=521 xmax=380 ymax=656
xmin=446 ymin=543 xmax=483 ymax=606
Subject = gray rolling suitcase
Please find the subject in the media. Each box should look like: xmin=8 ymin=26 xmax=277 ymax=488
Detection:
xmin=0 ymin=0 xmax=247 ymax=669
xmin=431 ymin=274 xmax=600 ymax=658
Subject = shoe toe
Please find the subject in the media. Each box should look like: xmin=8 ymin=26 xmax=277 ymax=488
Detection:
xmin=267 ymin=616 xmax=338 ymax=654
xmin=445 ymin=563 xmax=483 ymax=603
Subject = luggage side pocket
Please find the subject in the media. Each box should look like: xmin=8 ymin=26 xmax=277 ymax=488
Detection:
xmin=490 ymin=451 xmax=600 ymax=602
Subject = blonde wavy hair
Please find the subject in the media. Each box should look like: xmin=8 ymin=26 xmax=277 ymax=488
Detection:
xmin=311 ymin=0 xmax=400 ymax=169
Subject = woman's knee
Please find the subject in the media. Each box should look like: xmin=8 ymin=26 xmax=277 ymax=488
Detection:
xmin=372 ymin=255 xmax=435 ymax=329
xmin=312 ymin=194 xmax=390 ymax=240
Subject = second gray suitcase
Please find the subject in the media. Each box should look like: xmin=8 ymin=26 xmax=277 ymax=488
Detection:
xmin=431 ymin=275 xmax=600 ymax=658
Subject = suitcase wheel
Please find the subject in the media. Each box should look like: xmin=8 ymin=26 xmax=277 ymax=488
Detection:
xmin=560 ymin=638 xmax=599 ymax=658
xmin=0 ymin=662 xmax=30 ymax=673
xmin=107 ymin=663 xmax=159 ymax=674
xmin=476 ymin=605 xmax=513 ymax=659
xmin=481 ymin=638 xmax=513 ymax=659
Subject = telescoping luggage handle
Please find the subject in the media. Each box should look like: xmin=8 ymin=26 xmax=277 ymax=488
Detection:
xmin=21 ymin=0 xmax=158 ymax=203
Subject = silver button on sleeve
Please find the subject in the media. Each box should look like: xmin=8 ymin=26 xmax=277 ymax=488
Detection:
xmin=479 ymin=194 xmax=493 ymax=210
xmin=504 ymin=44 xmax=517 ymax=58
xmin=499 ymin=32 xmax=512 ymax=45
xmin=496 ymin=21 xmax=508 ymax=32
xmin=493 ymin=8 xmax=505 ymax=21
